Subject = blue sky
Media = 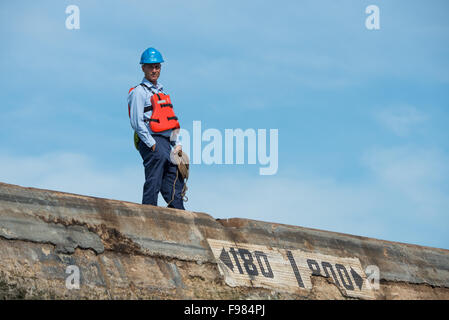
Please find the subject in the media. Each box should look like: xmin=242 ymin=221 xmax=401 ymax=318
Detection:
xmin=1 ymin=1 xmax=448 ymax=249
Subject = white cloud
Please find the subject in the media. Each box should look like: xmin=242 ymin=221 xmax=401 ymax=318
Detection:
xmin=362 ymin=145 xmax=449 ymax=218
xmin=0 ymin=151 xmax=143 ymax=203
xmin=375 ymin=105 xmax=428 ymax=136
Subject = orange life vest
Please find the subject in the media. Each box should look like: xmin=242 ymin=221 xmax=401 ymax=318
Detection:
xmin=128 ymin=83 xmax=180 ymax=133
xmin=147 ymin=92 xmax=180 ymax=132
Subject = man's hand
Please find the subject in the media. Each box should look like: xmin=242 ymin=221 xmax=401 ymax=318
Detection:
xmin=152 ymin=144 xmax=156 ymax=152
xmin=174 ymin=144 xmax=182 ymax=156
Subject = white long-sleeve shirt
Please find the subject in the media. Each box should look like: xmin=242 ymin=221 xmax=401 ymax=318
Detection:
xmin=128 ymin=77 xmax=180 ymax=148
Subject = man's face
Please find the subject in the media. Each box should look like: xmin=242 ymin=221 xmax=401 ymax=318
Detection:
xmin=142 ymin=63 xmax=161 ymax=84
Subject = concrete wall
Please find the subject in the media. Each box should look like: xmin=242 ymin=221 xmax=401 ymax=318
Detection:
xmin=0 ymin=182 xmax=448 ymax=299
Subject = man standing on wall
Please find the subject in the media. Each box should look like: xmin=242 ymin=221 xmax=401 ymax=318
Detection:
xmin=128 ymin=47 xmax=186 ymax=210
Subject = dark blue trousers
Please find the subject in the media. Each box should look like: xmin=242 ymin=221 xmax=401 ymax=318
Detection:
xmin=138 ymin=135 xmax=185 ymax=210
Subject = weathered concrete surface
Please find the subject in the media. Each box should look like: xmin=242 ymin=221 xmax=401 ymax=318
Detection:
xmin=0 ymin=181 xmax=448 ymax=300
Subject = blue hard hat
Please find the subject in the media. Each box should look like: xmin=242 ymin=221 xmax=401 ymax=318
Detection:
xmin=140 ymin=47 xmax=164 ymax=64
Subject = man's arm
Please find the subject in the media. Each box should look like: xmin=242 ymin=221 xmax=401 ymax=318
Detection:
xmin=128 ymin=87 xmax=156 ymax=148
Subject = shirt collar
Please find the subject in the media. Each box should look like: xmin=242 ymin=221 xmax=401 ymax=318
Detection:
xmin=141 ymin=77 xmax=163 ymax=91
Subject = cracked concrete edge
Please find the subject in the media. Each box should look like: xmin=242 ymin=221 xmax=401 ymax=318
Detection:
xmin=0 ymin=213 xmax=104 ymax=254
xmin=0 ymin=182 xmax=220 ymax=263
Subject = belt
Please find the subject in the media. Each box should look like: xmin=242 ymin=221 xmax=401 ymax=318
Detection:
xmin=152 ymin=134 xmax=170 ymax=140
